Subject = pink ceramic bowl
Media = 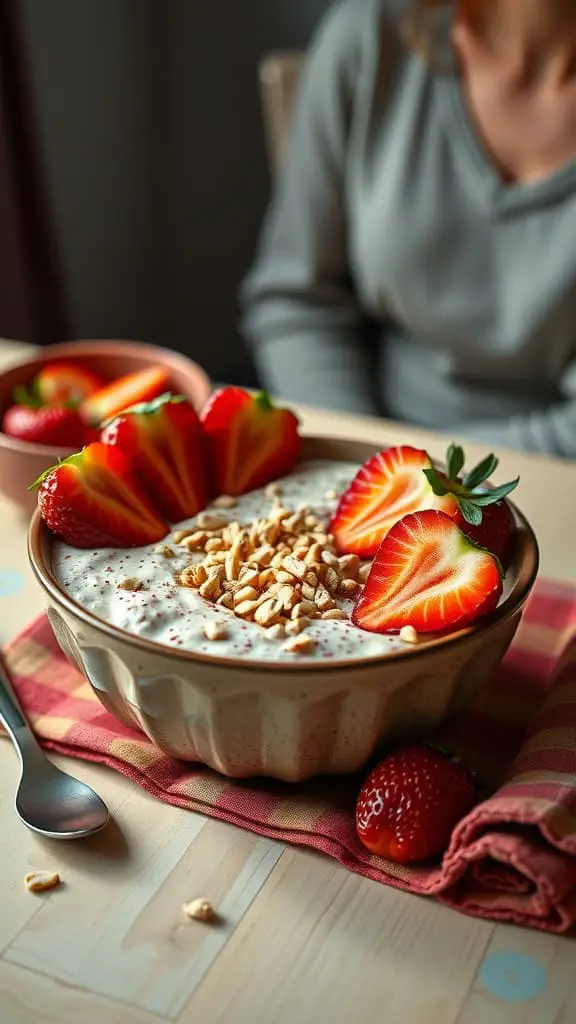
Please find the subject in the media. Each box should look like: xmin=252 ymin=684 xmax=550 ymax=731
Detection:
xmin=28 ymin=435 xmax=540 ymax=782
xmin=0 ymin=340 xmax=212 ymax=514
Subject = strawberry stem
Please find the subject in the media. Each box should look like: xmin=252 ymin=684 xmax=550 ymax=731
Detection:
xmin=254 ymin=390 xmax=274 ymax=411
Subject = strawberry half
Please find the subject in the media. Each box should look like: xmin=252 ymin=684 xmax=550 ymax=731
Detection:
xmin=33 ymin=362 xmax=106 ymax=405
xmin=33 ymin=443 xmax=168 ymax=548
xmin=423 ymin=444 xmax=519 ymax=567
xmin=100 ymin=393 xmax=208 ymax=522
xmin=200 ymin=387 xmax=301 ymax=496
xmin=2 ymin=404 xmax=95 ymax=447
xmin=80 ymin=366 xmax=171 ymax=427
xmin=352 ymin=509 xmax=502 ymax=634
xmin=356 ymin=744 xmax=476 ymax=863
xmin=330 ymin=446 xmax=458 ymax=558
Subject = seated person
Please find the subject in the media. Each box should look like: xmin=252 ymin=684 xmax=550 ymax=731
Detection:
xmin=241 ymin=0 xmax=576 ymax=457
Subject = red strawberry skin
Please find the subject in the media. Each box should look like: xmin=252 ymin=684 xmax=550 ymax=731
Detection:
xmin=352 ymin=509 xmax=503 ymax=634
xmin=330 ymin=446 xmax=458 ymax=558
xmin=36 ymin=443 xmax=168 ymax=548
xmin=100 ymin=393 xmax=208 ymax=522
xmin=2 ymin=404 xmax=95 ymax=447
xmin=460 ymin=499 xmax=516 ymax=567
xmin=200 ymin=387 xmax=301 ymax=496
xmin=35 ymin=362 xmax=106 ymax=404
xmin=356 ymin=745 xmax=476 ymax=863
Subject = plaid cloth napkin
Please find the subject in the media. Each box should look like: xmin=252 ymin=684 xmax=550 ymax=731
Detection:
xmin=3 ymin=577 xmax=576 ymax=933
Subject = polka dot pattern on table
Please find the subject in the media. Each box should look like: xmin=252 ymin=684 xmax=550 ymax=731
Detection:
xmin=480 ymin=951 xmax=547 ymax=1003
xmin=0 ymin=570 xmax=23 ymax=598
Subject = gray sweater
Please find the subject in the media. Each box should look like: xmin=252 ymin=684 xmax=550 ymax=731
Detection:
xmin=240 ymin=0 xmax=576 ymax=457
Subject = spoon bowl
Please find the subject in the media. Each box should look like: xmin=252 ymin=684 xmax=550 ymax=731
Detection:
xmin=0 ymin=652 xmax=109 ymax=839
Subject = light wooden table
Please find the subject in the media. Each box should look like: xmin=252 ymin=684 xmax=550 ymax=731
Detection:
xmin=0 ymin=341 xmax=574 ymax=1024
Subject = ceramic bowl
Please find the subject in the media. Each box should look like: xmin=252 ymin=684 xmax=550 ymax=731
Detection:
xmin=27 ymin=435 xmax=539 ymax=783
xmin=0 ymin=339 xmax=211 ymax=514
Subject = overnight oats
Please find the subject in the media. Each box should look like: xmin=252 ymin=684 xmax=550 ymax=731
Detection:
xmin=53 ymin=459 xmax=412 ymax=663
xmin=35 ymin=387 xmax=521 ymax=666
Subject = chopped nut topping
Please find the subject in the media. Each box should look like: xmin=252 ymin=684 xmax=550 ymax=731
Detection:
xmin=339 ymin=578 xmax=360 ymax=598
xmin=182 ymin=898 xmax=215 ymax=922
xmin=265 ymin=482 xmax=283 ymax=498
xmin=399 ymin=625 xmax=419 ymax=644
xmin=181 ymin=530 xmax=209 ymax=551
xmin=25 ymin=871 xmax=61 ymax=893
xmin=265 ymin=623 xmax=286 ymax=640
xmin=202 ymin=619 xmax=228 ymax=641
xmin=117 ymin=578 xmax=144 ymax=592
xmin=174 ymin=497 xmax=356 ymax=635
xmin=213 ymin=494 xmax=237 ymax=509
xmin=358 ymin=562 xmax=371 ymax=584
xmin=199 ymin=575 xmax=222 ymax=601
xmin=196 ymin=511 xmax=228 ymax=530
xmin=285 ymin=617 xmax=310 ymax=635
xmin=321 ymin=608 xmax=348 ymax=620
xmin=154 ymin=544 xmax=175 ymax=558
xmin=283 ymin=634 xmax=316 ymax=654
xmin=325 ymin=489 xmax=338 ymax=500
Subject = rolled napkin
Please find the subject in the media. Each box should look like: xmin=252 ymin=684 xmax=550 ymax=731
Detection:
xmin=2 ymin=578 xmax=575 ymax=932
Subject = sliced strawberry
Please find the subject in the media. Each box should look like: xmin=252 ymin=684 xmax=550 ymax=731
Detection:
xmin=33 ymin=362 xmax=106 ymax=405
xmin=80 ymin=366 xmax=171 ymax=427
xmin=330 ymin=446 xmax=458 ymax=558
xmin=200 ymin=387 xmax=301 ymax=496
xmin=352 ymin=509 xmax=502 ymax=634
xmin=2 ymin=404 xmax=95 ymax=447
xmin=33 ymin=443 xmax=168 ymax=548
xmin=100 ymin=393 xmax=208 ymax=522
xmin=423 ymin=444 xmax=519 ymax=567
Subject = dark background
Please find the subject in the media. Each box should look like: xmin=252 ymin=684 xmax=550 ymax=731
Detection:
xmin=0 ymin=0 xmax=332 ymax=384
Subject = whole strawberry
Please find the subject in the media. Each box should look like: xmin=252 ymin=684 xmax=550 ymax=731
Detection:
xmin=2 ymin=404 xmax=94 ymax=447
xmin=356 ymin=744 xmax=476 ymax=864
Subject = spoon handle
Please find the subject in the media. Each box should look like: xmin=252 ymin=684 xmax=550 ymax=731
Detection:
xmin=0 ymin=651 xmax=33 ymax=743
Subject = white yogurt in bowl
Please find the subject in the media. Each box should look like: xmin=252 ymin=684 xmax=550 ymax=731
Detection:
xmin=52 ymin=459 xmax=412 ymax=665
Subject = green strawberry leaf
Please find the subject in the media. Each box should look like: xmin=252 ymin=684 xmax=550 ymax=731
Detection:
xmin=446 ymin=443 xmax=464 ymax=481
xmin=423 ymin=466 xmax=449 ymax=496
xmin=254 ymin=390 xmax=274 ymax=411
xmin=101 ymin=391 xmax=182 ymax=426
xmin=468 ymin=478 xmax=520 ymax=505
xmin=463 ymin=453 xmax=498 ymax=490
xmin=13 ymin=384 xmax=42 ymax=408
xmin=28 ymin=448 xmax=87 ymax=490
xmin=458 ymin=498 xmax=483 ymax=526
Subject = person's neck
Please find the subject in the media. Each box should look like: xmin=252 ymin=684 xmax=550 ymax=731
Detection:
xmin=460 ymin=0 xmax=576 ymax=85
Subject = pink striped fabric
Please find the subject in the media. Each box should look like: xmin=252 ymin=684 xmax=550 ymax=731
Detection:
xmin=3 ymin=577 xmax=576 ymax=932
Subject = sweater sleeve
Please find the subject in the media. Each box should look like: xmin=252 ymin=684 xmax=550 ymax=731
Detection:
xmin=457 ymin=360 xmax=576 ymax=458
xmin=240 ymin=1 xmax=380 ymax=415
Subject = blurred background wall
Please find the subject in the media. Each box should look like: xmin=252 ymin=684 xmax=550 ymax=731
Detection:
xmin=1 ymin=0 xmax=332 ymax=383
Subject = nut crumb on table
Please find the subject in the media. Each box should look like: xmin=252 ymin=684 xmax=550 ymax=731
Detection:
xmin=182 ymin=898 xmax=215 ymax=922
xmin=24 ymin=871 xmax=61 ymax=893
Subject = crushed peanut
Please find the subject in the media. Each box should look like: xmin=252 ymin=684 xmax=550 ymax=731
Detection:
xmin=117 ymin=577 xmax=144 ymax=592
xmin=399 ymin=625 xmax=419 ymax=644
xmin=154 ymin=544 xmax=175 ymax=558
xmin=213 ymin=494 xmax=237 ymax=509
xmin=265 ymin=482 xmax=283 ymax=498
xmin=174 ymin=498 xmax=372 ymax=643
xmin=283 ymin=634 xmax=316 ymax=654
xmin=202 ymin=619 xmax=228 ymax=641
xmin=25 ymin=871 xmax=61 ymax=893
xmin=182 ymin=898 xmax=215 ymax=922
xmin=196 ymin=511 xmax=228 ymax=531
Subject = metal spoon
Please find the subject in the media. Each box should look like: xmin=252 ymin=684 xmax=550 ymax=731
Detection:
xmin=0 ymin=652 xmax=109 ymax=839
